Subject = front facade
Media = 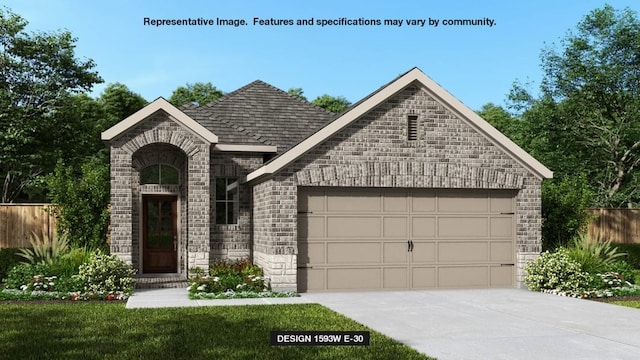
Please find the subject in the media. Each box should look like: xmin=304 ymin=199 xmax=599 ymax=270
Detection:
xmin=102 ymin=68 xmax=552 ymax=292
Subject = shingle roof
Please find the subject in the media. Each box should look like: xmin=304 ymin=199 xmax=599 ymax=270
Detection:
xmin=187 ymin=80 xmax=335 ymax=152
xmin=181 ymin=103 xmax=265 ymax=146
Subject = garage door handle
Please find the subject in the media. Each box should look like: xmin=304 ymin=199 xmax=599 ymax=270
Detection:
xmin=500 ymin=212 xmax=515 ymax=215
xmin=407 ymin=240 xmax=414 ymax=252
xmin=297 ymin=266 xmax=313 ymax=269
xmin=500 ymin=263 xmax=514 ymax=266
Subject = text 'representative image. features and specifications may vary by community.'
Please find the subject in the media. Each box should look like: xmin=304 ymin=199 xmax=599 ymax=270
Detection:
xmin=142 ymin=16 xmax=496 ymax=28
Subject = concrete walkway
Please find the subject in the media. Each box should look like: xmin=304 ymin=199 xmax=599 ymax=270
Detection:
xmin=127 ymin=288 xmax=640 ymax=360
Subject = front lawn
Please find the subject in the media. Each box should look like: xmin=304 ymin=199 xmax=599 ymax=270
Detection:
xmin=0 ymin=303 xmax=432 ymax=360
xmin=611 ymin=300 xmax=640 ymax=309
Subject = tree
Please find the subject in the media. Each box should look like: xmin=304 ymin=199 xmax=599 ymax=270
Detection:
xmin=311 ymin=94 xmax=351 ymax=113
xmin=541 ymin=175 xmax=594 ymax=250
xmin=287 ymin=87 xmax=307 ymax=101
xmin=477 ymin=103 xmax=522 ymax=143
xmin=97 ymin=83 xmax=147 ymax=131
xmin=510 ymin=5 xmax=640 ymax=206
xmin=46 ymin=156 xmax=110 ymax=250
xmin=168 ymin=82 xmax=223 ymax=107
xmin=0 ymin=8 xmax=102 ymax=202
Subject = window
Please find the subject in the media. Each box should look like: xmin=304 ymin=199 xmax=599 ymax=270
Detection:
xmin=140 ymin=164 xmax=179 ymax=185
xmin=216 ymin=178 xmax=238 ymax=224
xmin=407 ymin=115 xmax=419 ymax=141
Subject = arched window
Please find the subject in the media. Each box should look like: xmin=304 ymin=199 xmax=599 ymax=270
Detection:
xmin=140 ymin=164 xmax=179 ymax=185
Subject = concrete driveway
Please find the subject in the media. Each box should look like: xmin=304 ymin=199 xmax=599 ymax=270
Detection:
xmin=301 ymin=289 xmax=640 ymax=360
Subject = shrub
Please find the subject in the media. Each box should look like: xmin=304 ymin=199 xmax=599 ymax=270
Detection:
xmin=3 ymin=263 xmax=50 ymax=290
xmin=611 ymin=243 xmax=640 ymax=269
xmin=566 ymin=234 xmax=626 ymax=273
xmin=0 ymin=248 xmax=22 ymax=282
xmin=75 ymin=253 xmax=136 ymax=294
xmin=189 ymin=258 xmax=268 ymax=295
xmin=599 ymin=260 xmax=636 ymax=284
xmin=46 ymin=156 xmax=110 ymax=250
xmin=50 ymin=247 xmax=93 ymax=278
xmin=542 ymin=175 xmax=594 ymax=250
xmin=17 ymin=232 xmax=70 ymax=265
xmin=525 ymin=248 xmax=592 ymax=292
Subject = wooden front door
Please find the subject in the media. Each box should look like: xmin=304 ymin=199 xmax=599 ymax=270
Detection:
xmin=143 ymin=195 xmax=178 ymax=273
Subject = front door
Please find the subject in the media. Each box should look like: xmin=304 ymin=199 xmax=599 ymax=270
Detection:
xmin=143 ymin=195 xmax=178 ymax=273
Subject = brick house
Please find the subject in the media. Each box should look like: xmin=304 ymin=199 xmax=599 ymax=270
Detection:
xmin=101 ymin=68 xmax=552 ymax=292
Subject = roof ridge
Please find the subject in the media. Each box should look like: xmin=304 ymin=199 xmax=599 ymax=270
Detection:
xmin=257 ymin=80 xmax=336 ymax=115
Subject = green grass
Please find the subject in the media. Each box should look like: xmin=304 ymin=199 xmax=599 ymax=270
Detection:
xmin=0 ymin=303 xmax=433 ymax=360
xmin=612 ymin=300 xmax=640 ymax=309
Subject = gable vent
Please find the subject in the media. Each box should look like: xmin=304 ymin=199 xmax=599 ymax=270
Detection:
xmin=407 ymin=115 xmax=419 ymax=141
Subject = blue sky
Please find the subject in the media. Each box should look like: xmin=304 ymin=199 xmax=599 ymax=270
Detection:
xmin=4 ymin=0 xmax=639 ymax=110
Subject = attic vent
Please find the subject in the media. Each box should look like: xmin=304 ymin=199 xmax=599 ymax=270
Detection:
xmin=407 ymin=115 xmax=419 ymax=141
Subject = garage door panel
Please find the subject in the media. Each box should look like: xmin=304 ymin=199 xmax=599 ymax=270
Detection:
xmin=439 ymin=266 xmax=489 ymax=287
xmin=327 ymin=217 xmax=381 ymax=238
xmin=410 ymin=242 xmax=436 ymax=263
xmin=490 ymin=266 xmax=513 ymax=287
xmin=412 ymin=217 xmax=436 ymax=237
xmin=298 ymin=269 xmax=325 ymax=291
xmin=298 ymin=189 xmax=325 ymax=212
xmin=411 ymin=190 xmax=436 ymax=212
xmin=438 ymin=191 xmax=488 ymax=212
xmin=490 ymin=242 xmax=513 ymax=262
xmin=384 ymin=190 xmax=408 ymax=212
xmin=383 ymin=242 xmax=408 ymax=263
xmin=327 ymin=242 xmax=381 ymax=264
xmin=327 ymin=268 xmax=381 ymax=290
xmin=438 ymin=217 xmax=488 ymax=237
xmin=490 ymin=217 xmax=513 ymax=237
xmin=298 ymin=216 xmax=325 ymax=238
xmin=327 ymin=190 xmax=381 ymax=212
xmin=438 ymin=242 xmax=488 ymax=262
xmin=299 ymin=242 xmax=325 ymax=264
xmin=384 ymin=217 xmax=407 ymax=237
xmin=411 ymin=267 xmax=436 ymax=288
xmin=383 ymin=268 xmax=408 ymax=288
xmin=490 ymin=192 xmax=515 ymax=213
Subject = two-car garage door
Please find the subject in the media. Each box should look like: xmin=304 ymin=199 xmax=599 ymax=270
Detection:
xmin=297 ymin=188 xmax=517 ymax=292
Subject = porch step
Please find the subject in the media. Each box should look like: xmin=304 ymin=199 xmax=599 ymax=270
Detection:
xmin=135 ymin=275 xmax=189 ymax=289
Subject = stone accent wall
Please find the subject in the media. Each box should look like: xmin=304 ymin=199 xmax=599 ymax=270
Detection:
xmin=252 ymin=82 xmax=544 ymax=290
xmin=210 ymin=153 xmax=263 ymax=261
xmin=109 ymin=113 xmax=210 ymax=274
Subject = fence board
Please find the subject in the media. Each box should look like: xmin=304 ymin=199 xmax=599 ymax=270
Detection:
xmin=0 ymin=204 xmax=57 ymax=248
xmin=588 ymin=208 xmax=640 ymax=244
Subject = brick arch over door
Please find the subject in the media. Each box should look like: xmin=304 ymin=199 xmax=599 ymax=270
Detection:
xmin=109 ymin=113 xmax=211 ymax=274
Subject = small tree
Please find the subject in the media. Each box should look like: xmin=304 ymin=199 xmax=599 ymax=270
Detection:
xmin=542 ymin=175 xmax=594 ymax=250
xmin=46 ymin=156 xmax=110 ymax=250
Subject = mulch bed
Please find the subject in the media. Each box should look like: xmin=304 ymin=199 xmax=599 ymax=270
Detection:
xmin=589 ymin=295 xmax=640 ymax=303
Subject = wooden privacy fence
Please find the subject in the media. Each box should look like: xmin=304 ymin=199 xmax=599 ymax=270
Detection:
xmin=588 ymin=208 xmax=640 ymax=244
xmin=0 ymin=204 xmax=57 ymax=248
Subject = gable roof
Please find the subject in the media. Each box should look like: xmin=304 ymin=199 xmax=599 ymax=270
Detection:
xmin=190 ymin=80 xmax=335 ymax=153
xmin=246 ymin=67 xmax=553 ymax=182
xmin=101 ymin=97 xmax=218 ymax=144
